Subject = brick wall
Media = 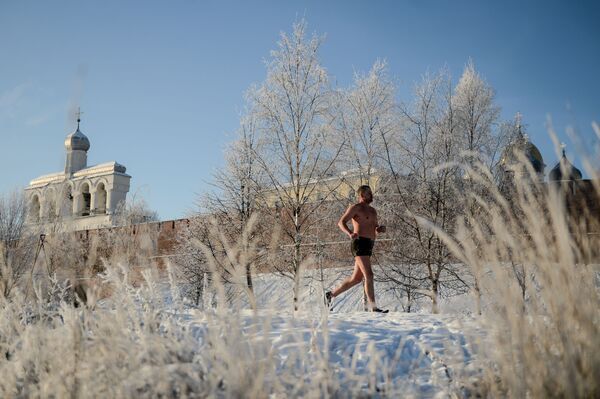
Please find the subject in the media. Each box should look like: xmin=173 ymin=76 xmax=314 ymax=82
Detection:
xmin=66 ymin=180 xmax=600 ymax=268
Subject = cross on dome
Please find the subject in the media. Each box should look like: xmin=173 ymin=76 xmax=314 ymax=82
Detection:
xmin=76 ymin=107 xmax=84 ymax=129
xmin=64 ymin=107 xmax=90 ymax=152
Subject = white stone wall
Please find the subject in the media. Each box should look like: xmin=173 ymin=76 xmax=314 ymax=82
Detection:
xmin=25 ymin=167 xmax=131 ymax=232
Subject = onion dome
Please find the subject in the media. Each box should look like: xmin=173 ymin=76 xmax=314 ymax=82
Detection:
xmin=500 ymin=114 xmax=545 ymax=175
xmin=64 ymin=115 xmax=90 ymax=151
xmin=64 ymin=128 xmax=90 ymax=151
xmin=548 ymin=147 xmax=582 ymax=181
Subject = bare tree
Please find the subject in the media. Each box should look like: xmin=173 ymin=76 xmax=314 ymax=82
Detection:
xmin=203 ymin=116 xmax=264 ymax=292
xmin=174 ymin=215 xmax=212 ymax=306
xmin=34 ymin=188 xmax=158 ymax=303
xmin=248 ymin=20 xmax=345 ymax=310
xmin=338 ymin=60 xmax=400 ymax=308
xmin=112 ymin=194 xmax=159 ymax=227
xmin=0 ymin=191 xmax=36 ymax=298
xmin=175 ymin=116 xmax=266 ymax=307
xmin=453 ymin=59 xmax=501 ymax=170
xmin=380 ymin=71 xmax=468 ymax=313
xmin=84 ymin=193 xmax=162 ymax=294
xmin=20 ymin=183 xmax=89 ymax=304
xmin=451 ymin=61 xmax=501 ymax=313
xmin=339 ymin=60 xmax=397 ymax=185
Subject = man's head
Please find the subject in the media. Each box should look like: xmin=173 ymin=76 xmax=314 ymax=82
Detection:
xmin=357 ymin=185 xmax=373 ymax=204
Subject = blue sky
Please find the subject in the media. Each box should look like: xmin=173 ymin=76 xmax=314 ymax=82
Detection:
xmin=1 ymin=1 xmax=599 ymax=220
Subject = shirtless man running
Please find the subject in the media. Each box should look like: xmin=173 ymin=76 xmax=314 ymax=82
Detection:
xmin=325 ymin=185 xmax=387 ymax=312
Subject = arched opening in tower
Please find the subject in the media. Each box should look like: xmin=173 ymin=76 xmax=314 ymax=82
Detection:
xmin=62 ymin=186 xmax=74 ymax=217
xmin=96 ymin=183 xmax=107 ymax=214
xmin=80 ymin=183 xmax=91 ymax=216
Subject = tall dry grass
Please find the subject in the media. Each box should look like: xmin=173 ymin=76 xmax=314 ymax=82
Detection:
xmin=4 ymin=136 xmax=598 ymax=397
xmin=429 ymin=137 xmax=600 ymax=397
xmin=0 ymin=225 xmax=451 ymax=398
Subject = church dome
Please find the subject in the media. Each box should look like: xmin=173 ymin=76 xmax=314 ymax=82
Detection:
xmin=65 ymin=127 xmax=90 ymax=152
xmin=549 ymin=150 xmax=582 ymax=181
xmin=500 ymin=135 xmax=545 ymax=175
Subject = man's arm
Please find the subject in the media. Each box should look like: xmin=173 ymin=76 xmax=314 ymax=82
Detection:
xmin=338 ymin=205 xmax=357 ymax=239
xmin=375 ymin=209 xmax=386 ymax=235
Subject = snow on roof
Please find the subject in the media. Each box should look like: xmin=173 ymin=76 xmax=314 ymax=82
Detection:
xmin=73 ymin=161 xmax=129 ymax=178
xmin=27 ymin=161 xmax=129 ymax=189
xmin=27 ymin=172 xmax=66 ymax=189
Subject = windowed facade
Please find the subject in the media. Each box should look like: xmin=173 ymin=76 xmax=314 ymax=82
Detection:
xmin=24 ymin=120 xmax=131 ymax=231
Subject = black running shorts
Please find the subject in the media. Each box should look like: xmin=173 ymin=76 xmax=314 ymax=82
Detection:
xmin=351 ymin=237 xmax=375 ymax=257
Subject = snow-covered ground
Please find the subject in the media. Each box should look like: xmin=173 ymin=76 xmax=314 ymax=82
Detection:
xmin=182 ymin=309 xmax=481 ymax=397
xmin=175 ymin=267 xmax=486 ymax=397
xmin=8 ymin=262 xmax=595 ymax=397
xmin=206 ymin=265 xmax=477 ymax=314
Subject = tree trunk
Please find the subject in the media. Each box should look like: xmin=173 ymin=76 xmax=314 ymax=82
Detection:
xmin=521 ymin=274 xmax=527 ymax=314
xmin=431 ymin=279 xmax=439 ymax=314
xmin=293 ymin=237 xmax=302 ymax=311
xmin=246 ymin=263 xmax=253 ymax=292
xmin=195 ymin=273 xmax=204 ymax=307
xmin=293 ymin=272 xmax=301 ymax=312
xmin=474 ymin=278 xmax=482 ymax=315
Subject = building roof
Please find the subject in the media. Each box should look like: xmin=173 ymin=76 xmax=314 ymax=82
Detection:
xmin=26 ymin=172 xmax=65 ymax=189
xmin=549 ymin=150 xmax=582 ymax=181
xmin=500 ymin=115 xmax=545 ymax=175
xmin=27 ymin=162 xmax=130 ymax=189
xmin=73 ymin=161 xmax=128 ymax=178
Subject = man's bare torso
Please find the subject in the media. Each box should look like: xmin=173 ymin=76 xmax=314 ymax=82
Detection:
xmin=351 ymin=203 xmax=378 ymax=240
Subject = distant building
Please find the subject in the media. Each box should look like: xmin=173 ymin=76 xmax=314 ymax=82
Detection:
xmin=499 ymin=114 xmax=546 ymax=185
xmin=499 ymin=114 xmax=591 ymax=190
xmin=499 ymin=114 xmax=600 ymax=247
xmin=25 ymin=116 xmax=131 ymax=231
xmin=548 ymin=146 xmax=583 ymax=183
xmin=261 ymin=168 xmax=382 ymax=209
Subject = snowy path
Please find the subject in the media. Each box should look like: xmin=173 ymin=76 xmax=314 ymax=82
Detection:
xmin=184 ymin=308 xmax=483 ymax=397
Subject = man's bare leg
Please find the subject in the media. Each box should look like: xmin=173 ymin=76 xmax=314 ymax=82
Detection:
xmin=331 ymin=263 xmax=363 ymax=298
xmin=355 ymin=256 xmax=376 ymax=309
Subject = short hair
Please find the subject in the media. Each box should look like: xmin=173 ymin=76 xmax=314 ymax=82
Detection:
xmin=357 ymin=185 xmax=372 ymax=197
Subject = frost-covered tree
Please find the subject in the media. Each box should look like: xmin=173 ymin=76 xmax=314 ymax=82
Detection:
xmin=453 ymin=60 xmax=501 ymax=168
xmin=203 ymin=116 xmax=264 ymax=292
xmin=453 ymin=61 xmax=508 ymax=313
xmin=0 ymin=191 xmax=36 ymax=298
xmin=381 ymin=71 xmax=468 ymax=313
xmin=112 ymin=194 xmax=159 ymax=227
xmin=176 ymin=117 xmax=265 ymax=306
xmin=19 ymin=184 xmax=89 ymax=304
xmin=248 ymin=20 xmax=344 ymax=310
xmin=174 ymin=215 xmax=213 ymax=306
xmin=335 ymin=60 xmax=400 ymax=306
xmin=339 ymin=60 xmax=397 ymax=185
xmin=94 ymin=194 xmax=160 ymax=271
xmin=380 ymin=63 xmax=507 ymax=313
